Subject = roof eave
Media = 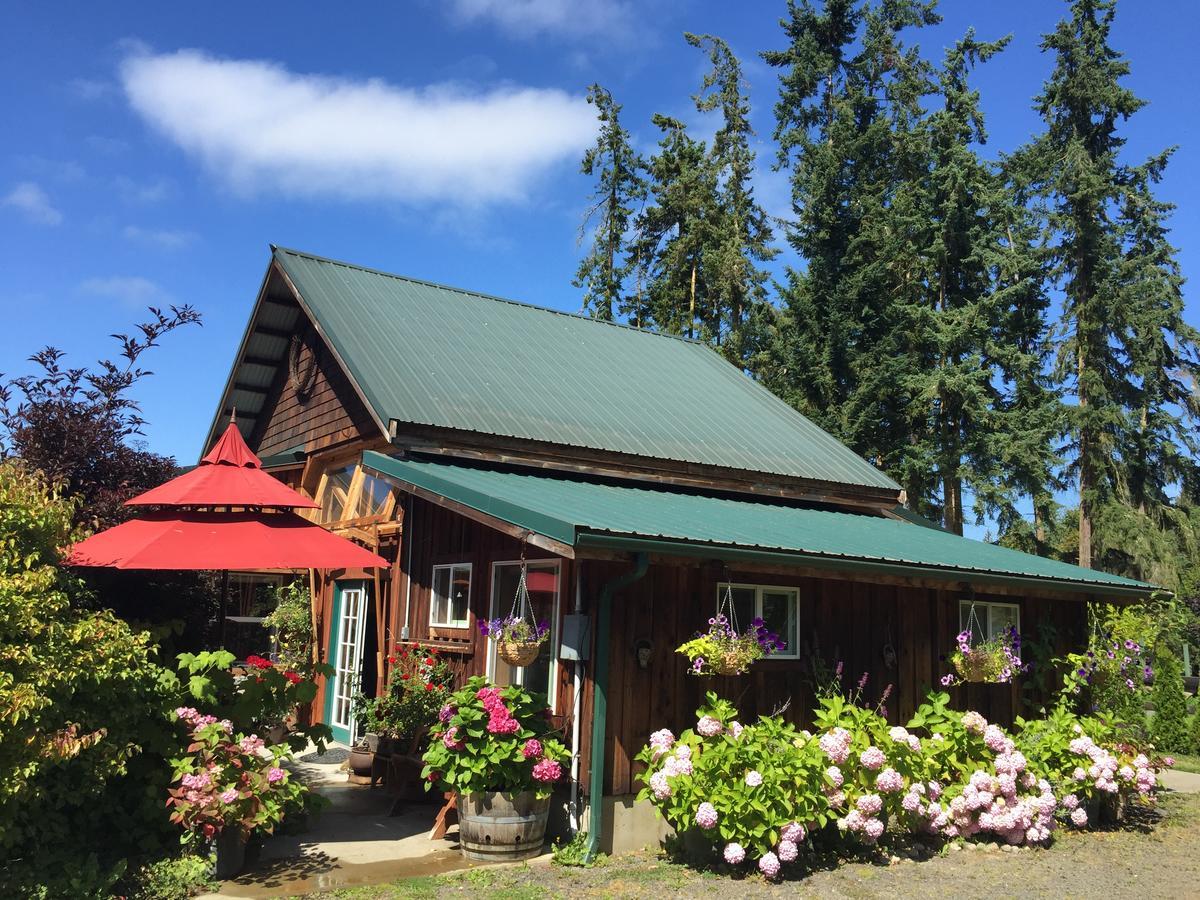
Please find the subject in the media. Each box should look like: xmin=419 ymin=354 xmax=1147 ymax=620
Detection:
xmin=573 ymin=533 xmax=1156 ymax=600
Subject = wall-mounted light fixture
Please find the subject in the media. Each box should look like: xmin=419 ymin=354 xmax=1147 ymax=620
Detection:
xmin=634 ymin=638 xmax=653 ymax=669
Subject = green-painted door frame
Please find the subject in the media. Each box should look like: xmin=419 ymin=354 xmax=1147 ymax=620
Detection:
xmin=324 ymin=580 xmax=368 ymax=745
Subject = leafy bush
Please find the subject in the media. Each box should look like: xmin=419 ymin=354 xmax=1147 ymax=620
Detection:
xmin=636 ymin=690 xmax=1171 ymax=879
xmin=357 ymin=644 xmax=453 ymax=743
xmin=422 ymin=677 xmax=569 ymax=799
xmin=176 ymin=649 xmax=332 ymax=751
xmin=1150 ymin=645 xmax=1189 ymax=752
xmin=166 ymin=712 xmax=314 ymax=844
xmin=636 ymin=692 xmax=827 ymax=869
xmin=123 ymin=853 xmax=215 ymax=900
xmin=0 ymin=462 xmax=181 ymax=896
xmin=262 ymin=580 xmax=314 ymax=674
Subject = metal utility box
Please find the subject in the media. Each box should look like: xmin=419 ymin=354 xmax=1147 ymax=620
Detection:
xmin=559 ymin=613 xmax=591 ymax=661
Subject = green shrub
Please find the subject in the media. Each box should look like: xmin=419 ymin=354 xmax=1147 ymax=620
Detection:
xmin=124 ymin=853 xmax=215 ymax=900
xmin=0 ymin=462 xmax=181 ymax=896
xmin=1151 ymin=645 xmax=1189 ymax=752
xmin=262 ymin=580 xmax=314 ymax=673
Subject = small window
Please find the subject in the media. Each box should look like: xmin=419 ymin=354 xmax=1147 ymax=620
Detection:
xmin=716 ymin=583 xmax=800 ymax=658
xmin=431 ymin=564 xmax=472 ymax=628
xmin=960 ymin=600 xmax=1020 ymax=644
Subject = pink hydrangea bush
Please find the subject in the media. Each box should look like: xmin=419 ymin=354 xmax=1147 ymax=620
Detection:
xmin=637 ymin=690 xmax=1170 ymax=879
xmin=423 ymin=676 xmax=569 ymax=800
xmin=1014 ymin=705 xmax=1171 ymax=826
xmin=635 ymin=692 xmax=829 ymax=877
xmin=166 ymin=710 xmax=311 ymax=844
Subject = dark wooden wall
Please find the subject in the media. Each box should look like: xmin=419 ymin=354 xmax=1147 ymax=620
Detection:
xmin=589 ymin=559 xmax=1087 ymax=796
xmin=253 ymin=315 xmax=377 ymax=458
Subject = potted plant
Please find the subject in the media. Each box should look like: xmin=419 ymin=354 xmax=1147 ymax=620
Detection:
xmin=479 ymin=616 xmax=550 ymax=667
xmin=167 ymin=707 xmax=316 ymax=879
xmin=943 ymin=625 xmax=1026 ymax=685
xmin=676 ymin=613 xmax=784 ymax=676
xmin=422 ymin=676 xmax=569 ymax=861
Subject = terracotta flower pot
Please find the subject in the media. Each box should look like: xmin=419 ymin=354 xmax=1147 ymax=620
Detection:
xmin=348 ymin=746 xmax=374 ymax=777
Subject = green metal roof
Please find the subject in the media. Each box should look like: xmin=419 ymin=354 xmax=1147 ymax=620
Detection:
xmin=363 ymin=452 xmax=1153 ymax=598
xmin=272 ymin=247 xmax=900 ymax=493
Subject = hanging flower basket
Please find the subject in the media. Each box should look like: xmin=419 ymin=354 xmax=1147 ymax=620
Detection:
xmin=479 ymin=558 xmax=549 ymax=669
xmin=497 ymin=639 xmax=542 ymax=667
xmin=942 ymin=622 xmax=1026 ymax=686
xmin=676 ymin=587 xmax=785 ymax=677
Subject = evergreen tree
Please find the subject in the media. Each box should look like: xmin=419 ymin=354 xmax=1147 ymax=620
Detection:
xmin=574 ymin=84 xmax=647 ymax=322
xmin=684 ymin=32 xmax=778 ymax=368
xmin=1151 ymin=644 xmax=1189 ymax=753
xmin=1025 ymin=0 xmax=1200 ymax=571
xmin=760 ymin=0 xmax=938 ymax=472
xmin=629 ymin=114 xmax=719 ymax=337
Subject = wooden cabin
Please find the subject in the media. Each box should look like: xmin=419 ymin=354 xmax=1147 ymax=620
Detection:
xmin=203 ymin=246 xmax=1153 ymax=851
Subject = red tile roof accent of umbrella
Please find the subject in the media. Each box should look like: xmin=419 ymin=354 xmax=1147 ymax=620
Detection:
xmin=126 ymin=421 xmax=318 ymax=509
xmin=67 ymin=510 xmax=387 ymax=570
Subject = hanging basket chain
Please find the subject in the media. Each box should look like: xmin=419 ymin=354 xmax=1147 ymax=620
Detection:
xmin=718 ymin=582 xmax=741 ymax=634
xmin=496 ymin=536 xmax=541 ymax=667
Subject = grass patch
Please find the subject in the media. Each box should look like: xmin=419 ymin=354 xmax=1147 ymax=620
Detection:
xmin=1167 ymin=753 xmax=1200 ymax=774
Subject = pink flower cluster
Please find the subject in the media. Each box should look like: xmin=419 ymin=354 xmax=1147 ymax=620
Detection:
xmin=442 ymin=726 xmax=465 ymax=750
xmin=239 ymin=735 xmax=265 ymax=754
xmin=697 ymin=715 xmax=724 ymax=737
xmin=947 ymin=768 xmax=1056 ymax=845
xmin=522 ymin=738 xmax=543 ymax=759
xmin=859 ymin=745 xmax=886 ymax=771
xmin=1065 ymin=735 xmax=1158 ymax=809
xmin=818 ymin=727 xmax=852 ymax=764
xmin=531 ymin=758 xmax=562 ymax=783
xmin=695 ymin=802 xmax=718 ymax=829
xmin=477 ymin=687 xmax=520 ymax=735
xmin=648 ymin=728 xmax=675 ymax=761
xmin=838 ymin=807 xmax=885 ymax=843
xmin=267 ymin=767 xmax=285 ymax=784
xmin=175 ymin=706 xmax=219 ymax=728
xmin=888 ymin=725 xmax=922 ymax=753
xmin=649 ymin=744 xmax=694 ymax=799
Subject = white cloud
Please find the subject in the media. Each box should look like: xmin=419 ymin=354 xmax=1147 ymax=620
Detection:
xmin=122 ymin=225 xmax=197 ymax=249
xmin=119 ymin=49 xmax=597 ymax=208
xmin=114 ymin=175 xmax=171 ymax=204
xmin=444 ymin=0 xmax=634 ymax=39
xmin=80 ymin=275 xmax=171 ymax=308
xmin=3 ymin=182 xmax=63 ymax=225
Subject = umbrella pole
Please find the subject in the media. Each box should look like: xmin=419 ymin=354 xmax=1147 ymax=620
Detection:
xmin=219 ymin=570 xmax=230 ymax=648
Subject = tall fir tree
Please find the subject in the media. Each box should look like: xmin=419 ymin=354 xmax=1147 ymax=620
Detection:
xmin=1025 ymin=0 xmax=1200 ymax=575
xmin=760 ymin=0 xmax=939 ymax=476
xmin=629 ymin=114 xmax=719 ymax=337
xmin=574 ymin=84 xmax=647 ymax=322
xmin=684 ymin=32 xmax=778 ymax=368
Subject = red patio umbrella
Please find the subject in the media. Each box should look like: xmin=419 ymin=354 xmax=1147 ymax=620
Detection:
xmin=67 ymin=418 xmax=386 ymax=644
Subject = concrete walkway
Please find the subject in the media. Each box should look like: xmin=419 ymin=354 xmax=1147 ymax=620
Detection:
xmin=1160 ymin=767 xmax=1200 ymax=793
xmin=209 ymin=753 xmax=474 ymax=899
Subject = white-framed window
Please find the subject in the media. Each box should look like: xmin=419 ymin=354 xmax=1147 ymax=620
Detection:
xmin=959 ymin=600 xmax=1020 ymax=644
xmin=430 ymin=563 xmax=472 ymax=629
xmin=717 ymin=583 xmax=800 ymax=659
xmin=487 ymin=560 xmax=561 ymax=712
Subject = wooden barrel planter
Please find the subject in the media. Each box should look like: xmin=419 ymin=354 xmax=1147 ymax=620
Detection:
xmin=457 ymin=791 xmax=550 ymax=862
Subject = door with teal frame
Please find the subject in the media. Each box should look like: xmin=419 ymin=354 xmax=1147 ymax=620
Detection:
xmin=325 ymin=580 xmax=368 ymax=745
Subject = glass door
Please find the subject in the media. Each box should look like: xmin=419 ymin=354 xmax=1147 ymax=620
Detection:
xmin=325 ymin=581 xmax=368 ymax=745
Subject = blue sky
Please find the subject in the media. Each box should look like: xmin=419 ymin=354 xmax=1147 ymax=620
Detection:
xmin=2 ymin=0 xmax=1198 ymax=472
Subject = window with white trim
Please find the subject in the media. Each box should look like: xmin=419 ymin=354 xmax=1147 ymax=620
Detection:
xmin=717 ymin=583 xmax=800 ymax=658
xmin=430 ymin=563 xmax=472 ymax=628
xmin=959 ymin=600 xmax=1020 ymax=644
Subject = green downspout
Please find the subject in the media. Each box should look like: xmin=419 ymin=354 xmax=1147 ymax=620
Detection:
xmin=586 ymin=552 xmax=649 ymax=861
